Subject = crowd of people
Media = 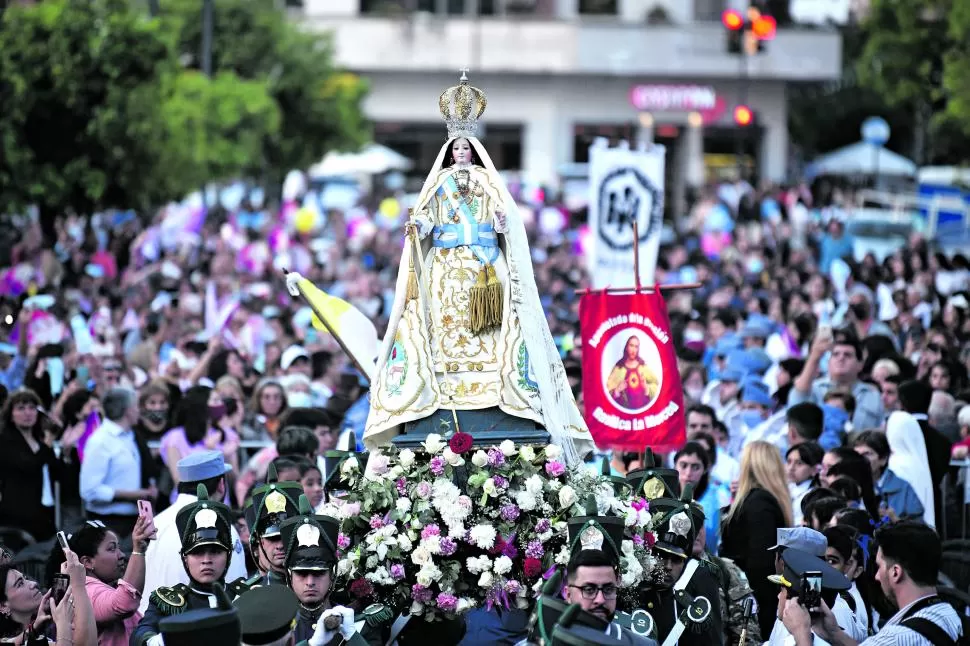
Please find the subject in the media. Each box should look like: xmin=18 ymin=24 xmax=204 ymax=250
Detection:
xmin=0 ymin=169 xmax=967 ymax=646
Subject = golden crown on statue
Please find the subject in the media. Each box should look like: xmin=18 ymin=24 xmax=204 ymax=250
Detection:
xmin=438 ymin=68 xmax=487 ymax=140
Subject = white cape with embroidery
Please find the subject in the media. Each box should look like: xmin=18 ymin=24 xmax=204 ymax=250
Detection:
xmin=365 ymin=137 xmax=591 ymax=465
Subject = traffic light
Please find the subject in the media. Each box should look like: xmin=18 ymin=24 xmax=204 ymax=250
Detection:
xmin=733 ymin=105 xmax=754 ymax=127
xmin=722 ymin=5 xmax=777 ymax=55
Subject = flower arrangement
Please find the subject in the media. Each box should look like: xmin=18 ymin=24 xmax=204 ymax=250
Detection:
xmin=321 ymin=432 xmax=658 ymax=620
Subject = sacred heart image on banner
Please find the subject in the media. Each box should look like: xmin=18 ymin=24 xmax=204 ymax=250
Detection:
xmin=579 ymin=289 xmax=685 ymax=451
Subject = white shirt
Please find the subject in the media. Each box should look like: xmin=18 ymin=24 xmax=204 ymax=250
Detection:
xmin=790 ymin=480 xmax=813 ymax=526
xmin=711 ymin=447 xmax=740 ymax=489
xmin=138 ymin=493 xmax=248 ymax=614
xmin=79 ymin=419 xmax=141 ymax=516
xmin=765 ymin=596 xmax=865 ymax=646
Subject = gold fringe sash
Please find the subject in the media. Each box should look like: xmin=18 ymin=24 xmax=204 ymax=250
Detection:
xmin=469 ymin=264 xmax=502 ymax=334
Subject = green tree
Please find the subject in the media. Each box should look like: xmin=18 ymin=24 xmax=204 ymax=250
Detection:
xmin=942 ymin=0 xmax=970 ymax=135
xmin=161 ymin=0 xmax=370 ymax=189
xmin=855 ymin=0 xmax=952 ymax=163
xmin=0 ymin=0 xmax=283 ymax=237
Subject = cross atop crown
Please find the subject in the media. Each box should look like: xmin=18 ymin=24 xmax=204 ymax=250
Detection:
xmin=459 ymin=67 xmax=470 ymax=81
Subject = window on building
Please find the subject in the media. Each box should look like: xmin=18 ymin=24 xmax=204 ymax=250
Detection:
xmin=359 ymin=0 xmax=436 ymax=15
xmin=578 ymin=0 xmax=617 ymax=15
xmin=693 ymin=0 xmax=727 ymax=22
xmin=572 ymin=124 xmax=634 ymax=163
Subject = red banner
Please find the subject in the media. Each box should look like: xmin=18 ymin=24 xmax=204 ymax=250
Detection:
xmin=579 ymin=290 xmax=685 ymax=451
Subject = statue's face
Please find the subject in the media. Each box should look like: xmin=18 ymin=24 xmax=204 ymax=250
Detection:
xmin=452 ymin=138 xmax=472 ymax=165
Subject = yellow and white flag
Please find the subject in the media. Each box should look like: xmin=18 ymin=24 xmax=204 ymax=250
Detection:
xmin=286 ymin=273 xmax=378 ymax=381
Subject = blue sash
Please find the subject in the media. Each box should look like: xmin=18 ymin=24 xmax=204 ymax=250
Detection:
xmin=430 ymin=174 xmax=500 ymax=266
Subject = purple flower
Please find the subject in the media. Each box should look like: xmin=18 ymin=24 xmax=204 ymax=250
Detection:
xmin=337 ymin=533 xmax=351 ymax=550
xmin=430 ymin=456 xmax=446 ymax=476
xmin=412 ymin=584 xmax=434 ymax=604
xmin=544 ymin=461 xmax=565 ymax=477
xmin=487 ymin=448 xmax=505 ymax=467
xmin=416 ymin=481 xmax=433 ymax=499
xmin=633 ymin=534 xmax=644 ymax=547
xmin=492 ymin=475 xmax=508 ymax=490
xmin=439 ymin=537 xmax=457 ymax=556
xmin=436 ymin=592 xmax=459 ymax=613
xmin=535 ymin=519 xmax=551 ymax=533
xmin=396 ymin=478 xmax=408 ymax=496
xmin=421 ymin=524 xmax=441 ymax=540
xmin=525 ymin=539 xmax=545 ymax=559
xmin=504 ymin=580 xmax=521 ymax=595
xmin=500 ymin=504 xmax=520 ymax=522
xmin=369 ymin=514 xmax=385 ymax=529
xmin=390 ymin=564 xmax=405 ymax=579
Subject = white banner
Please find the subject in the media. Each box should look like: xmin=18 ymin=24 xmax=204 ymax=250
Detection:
xmin=587 ymin=141 xmax=666 ymax=289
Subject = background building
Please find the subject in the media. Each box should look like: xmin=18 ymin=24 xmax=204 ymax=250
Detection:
xmin=301 ymin=0 xmax=842 ymax=204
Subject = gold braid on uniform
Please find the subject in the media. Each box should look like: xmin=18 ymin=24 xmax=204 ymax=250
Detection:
xmin=151 ymin=585 xmax=187 ymax=616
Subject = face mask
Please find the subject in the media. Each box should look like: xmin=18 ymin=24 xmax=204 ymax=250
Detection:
xmin=208 ymin=403 xmax=227 ymax=423
xmin=287 ymin=392 xmax=314 ymax=408
xmin=684 ymin=329 xmax=705 ymax=344
xmin=685 ymin=386 xmax=704 ymax=401
xmin=741 ymin=410 xmax=765 ymax=429
xmin=746 ymin=258 xmax=764 ymax=275
xmin=142 ymin=409 xmax=168 ymax=426
xmin=849 ymin=302 xmax=871 ymax=320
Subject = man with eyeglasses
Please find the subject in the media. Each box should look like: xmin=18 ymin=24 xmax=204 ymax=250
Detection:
xmin=562 ymin=502 xmax=656 ymax=645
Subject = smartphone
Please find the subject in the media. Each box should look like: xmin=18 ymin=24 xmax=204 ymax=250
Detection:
xmin=137 ymin=500 xmax=154 ymax=526
xmin=50 ymin=574 xmax=70 ymax=605
xmin=75 ymin=366 xmax=89 ymax=382
xmin=56 ymin=531 xmax=70 ymax=553
xmin=800 ymin=571 xmax=823 ymax=612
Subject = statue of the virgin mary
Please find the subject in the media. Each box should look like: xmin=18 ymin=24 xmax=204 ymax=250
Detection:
xmin=365 ymin=72 xmax=592 ymax=465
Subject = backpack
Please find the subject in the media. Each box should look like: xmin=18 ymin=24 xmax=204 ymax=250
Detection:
xmin=900 ymin=597 xmax=970 ymax=646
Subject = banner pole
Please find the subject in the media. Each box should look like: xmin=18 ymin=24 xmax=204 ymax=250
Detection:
xmin=633 ymin=220 xmax=641 ymax=293
xmin=575 ymin=283 xmax=702 ymax=296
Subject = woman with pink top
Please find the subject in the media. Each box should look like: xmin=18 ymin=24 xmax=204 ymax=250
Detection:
xmin=48 ymin=514 xmax=154 ymax=646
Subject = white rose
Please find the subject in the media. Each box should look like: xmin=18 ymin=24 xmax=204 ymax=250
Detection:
xmin=482 ymin=478 xmax=497 ymax=497
xmin=411 ymin=546 xmax=431 ymax=565
xmin=493 ymin=556 xmax=513 ymax=575
xmin=499 ymin=440 xmax=517 ymax=457
xmin=336 ymin=558 xmax=354 ymax=576
xmin=519 ymin=446 xmax=536 ymax=461
xmin=443 ymin=447 xmax=465 ymax=467
xmin=422 ymin=433 xmax=446 ymax=454
xmin=545 ymin=445 xmax=562 ymax=460
xmin=471 ymin=450 xmax=489 ymax=468
xmin=398 ymin=534 xmax=413 ymax=552
xmin=341 ymin=457 xmax=359 ymax=475
xmin=558 ymin=485 xmax=578 ymax=509
xmin=396 ymin=498 xmax=412 ymax=514
xmin=398 ymin=449 xmax=416 ymax=468
xmin=478 ymin=571 xmax=494 ymax=588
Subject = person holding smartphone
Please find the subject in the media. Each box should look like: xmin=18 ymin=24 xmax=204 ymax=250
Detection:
xmin=46 ymin=513 xmax=155 ymax=646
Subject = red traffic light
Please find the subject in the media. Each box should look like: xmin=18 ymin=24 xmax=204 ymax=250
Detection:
xmin=752 ymin=14 xmax=777 ymax=40
xmin=721 ymin=9 xmax=744 ymax=31
xmin=734 ymin=105 xmax=754 ymax=126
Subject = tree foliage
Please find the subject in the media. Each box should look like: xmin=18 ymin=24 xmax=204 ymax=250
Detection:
xmin=162 ymin=0 xmax=370 ymax=187
xmin=0 ymin=0 xmax=368 ymax=226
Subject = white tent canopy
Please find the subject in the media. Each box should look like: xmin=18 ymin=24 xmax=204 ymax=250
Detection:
xmin=308 ymin=143 xmax=413 ymax=178
xmin=806 ymin=141 xmax=917 ymax=178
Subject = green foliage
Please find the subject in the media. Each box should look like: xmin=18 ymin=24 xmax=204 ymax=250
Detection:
xmin=162 ymin=0 xmax=371 ymax=185
xmin=0 ymin=0 xmax=368 ymax=225
xmin=856 ymin=0 xmax=951 ymax=108
xmin=942 ymin=0 xmax=970 ymax=134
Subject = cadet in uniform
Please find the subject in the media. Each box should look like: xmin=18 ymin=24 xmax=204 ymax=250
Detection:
xmin=638 ymin=485 xmax=724 ymax=646
xmin=244 ymin=463 xmax=303 ymax=587
xmin=133 ymin=487 xmax=250 ymax=646
xmin=156 ymin=585 xmax=240 ymax=646
xmin=558 ymin=496 xmax=656 ymax=646
xmin=625 ymin=449 xmax=681 ymax=501
xmin=234 ymin=585 xmax=300 ymax=646
xmin=280 ymin=495 xmax=392 ymax=645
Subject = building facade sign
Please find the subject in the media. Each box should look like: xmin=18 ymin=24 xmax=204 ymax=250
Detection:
xmin=629 ymin=85 xmax=718 ymax=112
